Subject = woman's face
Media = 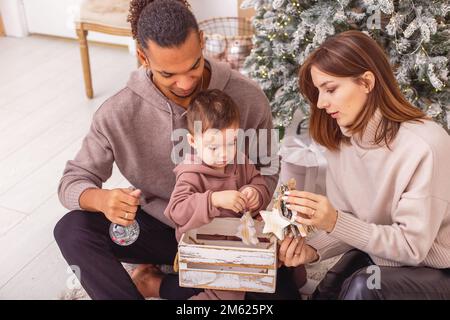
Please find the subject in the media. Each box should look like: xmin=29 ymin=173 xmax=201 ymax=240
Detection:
xmin=310 ymin=66 xmax=371 ymax=127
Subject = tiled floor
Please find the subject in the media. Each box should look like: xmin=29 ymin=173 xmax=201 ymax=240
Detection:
xmin=0 ymin=35 xmax=135 ymax=299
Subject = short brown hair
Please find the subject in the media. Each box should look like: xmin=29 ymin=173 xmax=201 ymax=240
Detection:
xmin=298 ymin=30 xmax=426 ymax=151
xmin=187 ymin=89 xmax=240 ymax=134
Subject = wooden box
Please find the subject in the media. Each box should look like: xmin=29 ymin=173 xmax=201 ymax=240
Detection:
xmin=178 ymin=217 xmax=277 ymax=293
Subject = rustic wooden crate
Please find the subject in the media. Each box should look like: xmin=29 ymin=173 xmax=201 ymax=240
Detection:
xmin=178 ymin=217 xmax=277 ymax=293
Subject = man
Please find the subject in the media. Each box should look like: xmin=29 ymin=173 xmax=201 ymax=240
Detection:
xmin=54 ymin=0 xmax=286 ymax=300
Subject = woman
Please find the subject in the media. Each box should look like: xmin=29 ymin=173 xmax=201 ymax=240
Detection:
xmin=279 ymin=30 xmax=450 ymax=299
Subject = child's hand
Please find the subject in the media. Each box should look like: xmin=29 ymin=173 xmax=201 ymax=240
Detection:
xmin=211 ymin=190 xmax=247 ymax=213
xmin=241 ymin=187 xmax=260 ymax=211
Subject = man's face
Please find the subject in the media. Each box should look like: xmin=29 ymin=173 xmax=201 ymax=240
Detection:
xmin=143 ymin=30 xmax=205 ymax=102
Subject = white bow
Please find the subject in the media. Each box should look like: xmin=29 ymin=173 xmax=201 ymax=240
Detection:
xmin=279 ymin=136 xmax=327 ymax=193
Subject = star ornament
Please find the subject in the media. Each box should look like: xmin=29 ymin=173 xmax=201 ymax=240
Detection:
xmin=260 ymin=209 xmax=291 ymax=240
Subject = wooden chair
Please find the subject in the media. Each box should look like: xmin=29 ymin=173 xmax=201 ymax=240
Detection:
xmin=76 ymin=0 xmax=136 ymax=99
xmin=0 ymin=13 xmax=5 ymax=36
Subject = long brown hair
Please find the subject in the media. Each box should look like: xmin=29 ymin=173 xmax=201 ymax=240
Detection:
xmin=298 ymin=30 xmax=426 ymax=151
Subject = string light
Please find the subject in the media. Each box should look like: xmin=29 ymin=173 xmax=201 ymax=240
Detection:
xmin=246 ymin=0 xmax=448 ymax=133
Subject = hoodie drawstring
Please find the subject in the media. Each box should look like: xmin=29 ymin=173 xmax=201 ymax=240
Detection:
xmin=166 ymin=101 xmax=176 ymax=150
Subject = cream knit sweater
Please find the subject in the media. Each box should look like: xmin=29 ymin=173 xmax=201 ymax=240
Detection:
xmin=308 ymin=110 xmax=450 ymax=268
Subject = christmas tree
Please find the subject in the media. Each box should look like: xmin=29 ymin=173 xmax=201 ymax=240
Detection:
xmin=241 ymin=0 xmax=449 ymax=134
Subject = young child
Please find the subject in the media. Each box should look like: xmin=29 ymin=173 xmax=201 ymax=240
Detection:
xmin=164 ymin=89 xmax=272 ymax=300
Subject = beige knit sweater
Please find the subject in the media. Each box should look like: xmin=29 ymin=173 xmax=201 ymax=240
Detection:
xmin=308 ymin=110 xmax=450 ymax=268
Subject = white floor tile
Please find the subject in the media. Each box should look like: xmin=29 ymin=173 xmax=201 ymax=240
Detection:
xmin=0 ymin=242 xmax=71 ymax=300
xmin=0 ymin=206 xmax=26 ymax=236
xmin=0 ymin=34 xmax=147 ymax=299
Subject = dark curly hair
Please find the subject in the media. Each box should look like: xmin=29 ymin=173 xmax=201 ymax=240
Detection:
xmin=127 ymin=0 xmax=198 ymax=49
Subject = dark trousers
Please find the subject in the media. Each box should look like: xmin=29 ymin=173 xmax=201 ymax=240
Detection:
xmin=54 ymin=208 xmax=300 ymax=300
xmin=312 ymin=249 xmax=450 ymax=300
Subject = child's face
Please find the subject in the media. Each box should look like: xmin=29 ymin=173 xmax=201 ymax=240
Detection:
xmin=190 ymin=127 xmax=238 ymax=169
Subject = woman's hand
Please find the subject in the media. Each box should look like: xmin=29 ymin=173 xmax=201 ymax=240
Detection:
xmin=283 ymin=190 xmax=338 ymax=233
xmin=278 ymin=236 xmax=319 ymax=267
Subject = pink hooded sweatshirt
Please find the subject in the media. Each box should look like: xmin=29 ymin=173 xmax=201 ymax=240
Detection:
xmin=165 ymin=154 xmax=272 ymax=241
xmin=164 ymin=154 xmax=272 ymax=300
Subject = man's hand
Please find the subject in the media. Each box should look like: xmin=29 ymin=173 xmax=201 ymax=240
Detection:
xmin=278 ymin=236 xmax=319 ymax=267
xmin=241 ymin=186 xmax=260 ymax=211
xmin=211 ymin=190 xmax=247 ymax=213
xmin=96 ymin=188 xmax=141 ymax=226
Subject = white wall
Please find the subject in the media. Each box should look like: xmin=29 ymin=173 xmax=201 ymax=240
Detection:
xmin=2 ymin=0 xmax=239 ymax=44
xmin=23 ymin=0 xmax=82 ymax=39
xmin=22 ymin=0 xmax=131 ymax=46
xmin=190 ymin=0 xmax=238 ymax=22
xmin=0 ymin=0 xmax=28 ymax=37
